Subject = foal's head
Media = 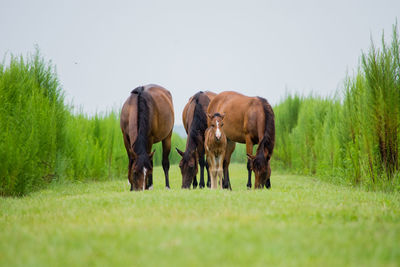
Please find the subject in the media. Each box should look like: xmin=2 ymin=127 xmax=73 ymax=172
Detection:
xmin=130 ymin=151 xmax=155 ymax=191
xmin=207 ymin=113 xmax=225 ymax=141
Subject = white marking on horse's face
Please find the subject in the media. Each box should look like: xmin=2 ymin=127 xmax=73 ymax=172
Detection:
xmin=215 ymin=120 xmax=221 ymax=139
xmin=143 ymin=167 xmax=147 ymax=190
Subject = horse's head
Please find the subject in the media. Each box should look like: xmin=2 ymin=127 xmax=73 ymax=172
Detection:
xmin=130 ymin=151 xmax=155 ymax=191
xmin=176 ymin=148 xmax=198 ymax=189
xmin=247 ymin=152 xmax=270 ymax=189
xmin=207 ymin=113 xmax=225 ymax=141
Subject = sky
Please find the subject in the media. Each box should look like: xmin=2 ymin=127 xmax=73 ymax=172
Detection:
xmin=1 ymin=0 xmax=399 ymax=125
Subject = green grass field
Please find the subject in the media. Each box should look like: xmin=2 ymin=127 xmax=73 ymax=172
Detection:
xmin=1 ymin=163 xmax=399 ymax=267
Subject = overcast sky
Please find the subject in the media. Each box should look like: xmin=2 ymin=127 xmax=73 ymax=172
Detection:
xmin=1 ymin=0 xmax=399 ymax=125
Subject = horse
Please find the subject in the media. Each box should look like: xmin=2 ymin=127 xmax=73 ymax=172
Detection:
xmin=120 ymin=84 xmax=174 ymax=191
xmin=205 ymin=113 xmax=227 ymax=189
xmin=176 ymin=91 xmax=216 ymax=189
xmin=207 ymin=91 xmax=275 ymax=189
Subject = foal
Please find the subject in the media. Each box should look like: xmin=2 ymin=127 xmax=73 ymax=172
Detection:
xmin=205 ymin=113 xmax=227 ymax=189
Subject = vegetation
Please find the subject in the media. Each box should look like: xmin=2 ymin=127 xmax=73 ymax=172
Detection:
xmin=1 ymin=24 xmax=400 ymax=196
xmin=0 ymin=50 xmax=67 ymax=196
xmin=273 ymin=24 xmax=400 ymax=191
xmin=1 ymin=164 xmax=399 ymax=267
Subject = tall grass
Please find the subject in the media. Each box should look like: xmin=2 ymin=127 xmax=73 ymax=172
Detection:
xmin=0 ymin=50 xmax=67 ymax=196
xmin=273 ymin=24 xmax=400 ymax=190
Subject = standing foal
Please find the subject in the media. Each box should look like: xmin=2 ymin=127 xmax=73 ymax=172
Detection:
xmin=205 ymin=113 xmax=227 ymax=189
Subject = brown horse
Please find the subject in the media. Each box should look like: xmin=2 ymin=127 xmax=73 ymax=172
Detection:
xmin=207 ymin=91 xmax=275 ymax=189
xmin=205 ymin=113 xmax=227 ymax=189
xmin=120 ymin=84 xmax=174 ymax=191
xmin=177 ymin=91 xmax=216 ymax=189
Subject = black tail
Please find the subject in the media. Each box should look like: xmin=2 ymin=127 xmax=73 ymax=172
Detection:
xmin=132 ymin=86 xmax=150 ymax=161
xmin=188 ymin=91 xmax=209 ymax=146
xmin=257 ymin=97 xmax=275 ymax=159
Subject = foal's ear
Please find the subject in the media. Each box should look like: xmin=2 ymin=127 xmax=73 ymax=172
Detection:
xmin=176 ymin=148 xmax=184 ymax=157
xmin=207 ymin=113 xmax=213 ymax=120
xmin=246 ymin=153 xmax=255 ymax=161
xmin=221 ymin=113 xmax=225 ymax=120
xmin=149 ymin=150 xmax=155 ymax=160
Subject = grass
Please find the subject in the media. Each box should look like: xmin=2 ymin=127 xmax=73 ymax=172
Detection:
xmin=1 ymin=163 xmax=399 ymax=267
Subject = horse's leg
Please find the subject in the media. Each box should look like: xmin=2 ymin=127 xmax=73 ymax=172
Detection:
xmin=218 ymin=156 xmax=224 ymax=189
xmin=192 ymin=175 xmax=198 ymax=189
xmin=223 ymin=140 xmax=235 ymax=190
xmin=123 ymin=133 xmax=134 ymax=191
xmin=148 ymin=158 xmax=154 ymax=190
xmin=128 ymin=157 xmax=134 ymax=191
xmin=162 ymin=133 xmax=172 ymax=189
xmin=265 ymin=159 xmax=271 ymax=189
xmin=205 ymin=160 xmax=211 ymax=188
xmin=211 ymin=168 xmax=218 ymax=189
xmin=245 ymin=135 xmax=254 ymax=189
xmin=145 ymin=141 xmax=154 ymax=190
xmin=210 ymin=156 xmax=218 ymax=189
xmin=198 ymin=146 xmax=206 ymax=189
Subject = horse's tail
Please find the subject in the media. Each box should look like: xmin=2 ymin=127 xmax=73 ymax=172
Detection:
xmin=188 ymin=91 xmax=209 ymax=145
xmin=131 ymin=86 xmax=149 ymax=155
xmin=194 ymin=91 xmax=209 ymax=132
xmin=257 ymin=97 xmax=275 ymax=160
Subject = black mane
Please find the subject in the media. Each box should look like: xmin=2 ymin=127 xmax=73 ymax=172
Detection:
xmin=256 ymin=97 xmax=275 ymax=161
xmin=183 ymin=91 xmax=209 ymax=161
xmin=131 ymin=86 xmax=152 ymax=169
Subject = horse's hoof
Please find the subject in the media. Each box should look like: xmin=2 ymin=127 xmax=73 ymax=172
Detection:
xmin=149 ymin=185 xmax=154 ymax=190
xmin=165 ymin=186 xmax=170 ymax=190
xmin=247 ymin=186 xmax=251 ymax=190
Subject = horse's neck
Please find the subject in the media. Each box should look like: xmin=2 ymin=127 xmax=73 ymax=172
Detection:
xmin=185 ymin=131 xmax=199 ymax=152
xmin=255 ymin=141 xmax=266 ymax=158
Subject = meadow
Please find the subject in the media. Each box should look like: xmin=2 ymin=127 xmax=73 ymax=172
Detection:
xmin=1 ymin=164 xmax=399 ymax=267
xmin=1 ymin=22 xmax=400 ymax=267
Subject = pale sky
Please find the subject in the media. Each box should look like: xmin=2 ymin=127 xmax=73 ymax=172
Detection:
xmin=1 ymin=0 xmax=399 ymax=125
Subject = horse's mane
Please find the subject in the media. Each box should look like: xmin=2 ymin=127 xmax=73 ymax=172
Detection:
xmin=211 ymin=113 xmax=223 ymax=118
xmin=131 ymin=86 xmax=152 ymax=169
xmin=256 ymin=97 xmax=275 ymax=161
xmin=184 ymin=91 xmax=209 ymax=160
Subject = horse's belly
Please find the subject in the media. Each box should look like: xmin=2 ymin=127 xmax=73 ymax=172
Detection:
xmin=224 ymin=128 xmax=246 ymax=144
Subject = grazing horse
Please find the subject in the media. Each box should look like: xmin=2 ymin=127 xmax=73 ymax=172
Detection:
xmin=205 ymin=113 xmax=227 ymax=189
xmin=207 ymin=91 xmax=275 ymax=189
xmin=120 ymin=84 xmax=174 ymax=191
xmin=177 ymin=91 xmax=216 ymax=189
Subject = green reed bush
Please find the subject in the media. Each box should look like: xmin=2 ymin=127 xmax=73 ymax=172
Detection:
xmin=273 ymin=23 xmax=399 ymax=190
xmin=0 ymin=49 xmax=67 ymax=196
